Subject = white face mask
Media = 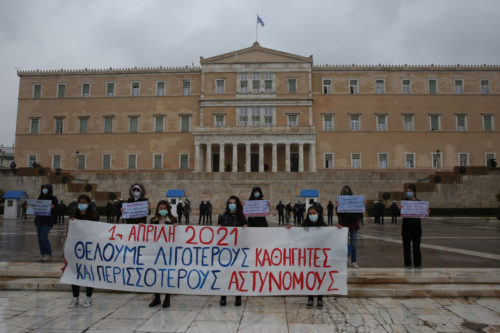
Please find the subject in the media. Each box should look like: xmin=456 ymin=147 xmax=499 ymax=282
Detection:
xmin=132 ymin=189 xmax=141 ymax=200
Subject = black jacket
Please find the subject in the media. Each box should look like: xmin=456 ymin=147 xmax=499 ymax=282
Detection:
xmin=218 ymin=212 xmax=247 ymax=227
xmin=34 ymin=184 xmax=58 ymax=227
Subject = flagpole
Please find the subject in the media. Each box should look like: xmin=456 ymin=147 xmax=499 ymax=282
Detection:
xmin=256 ymin=14 xmax=258 ymax=42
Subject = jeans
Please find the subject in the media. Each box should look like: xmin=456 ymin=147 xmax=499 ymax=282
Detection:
xmin=347 ymin=230 xmax=357 ymax=263
xmin=36 ymin=225 xmax=52 ymax=255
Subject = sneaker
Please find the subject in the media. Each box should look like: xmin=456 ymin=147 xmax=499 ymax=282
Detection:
xmin=352 ymin=262 xmax=359 ymax=269
xmin=405 ymin=266 xmax=412 ymax=270
xmin=39 ymin=255 xmax=46 ymax=261
xmin=82 ymin=296 xmax=92 ymax=307
xmin=414 ymin=266 xmax=422 ymax=270
xmin=69 ymin=297 xmax=78 ymax=308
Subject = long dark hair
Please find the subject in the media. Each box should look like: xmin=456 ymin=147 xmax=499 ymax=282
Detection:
xmin=340 ymin=185 xmax=353 ymax=195
xmin=249 ymin=186 xmax=264 ymax=200
xmin=303 ymin=206 xmax=326 ymax=227
xmin=224 ymin=195 xmax=246 ymax=225
xmin=154 ymin=200 xmax=177 ymax=223
xmin=74 ymin=194 xmax=98 ymax=220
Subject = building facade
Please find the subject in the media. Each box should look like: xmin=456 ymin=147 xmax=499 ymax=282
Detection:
xmin=15 ymin=43 xmax=500 ymax=172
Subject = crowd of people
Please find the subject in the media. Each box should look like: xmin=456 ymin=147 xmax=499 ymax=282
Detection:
xmin=27 ymin=183 xmax=426 ymax=309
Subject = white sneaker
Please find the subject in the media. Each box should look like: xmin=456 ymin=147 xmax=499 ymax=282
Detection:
xmin=40 ymin=255 xmax=46 ymax=261
xmin=352 ymin=262 xmax=359 ymax=269
xmin=69 ymin=297 xmax=79 ymax=308
xmin=82 ymin=296 xmax=92 ymax=307
xmin=43 ymin=254 xmax=52 ymax=262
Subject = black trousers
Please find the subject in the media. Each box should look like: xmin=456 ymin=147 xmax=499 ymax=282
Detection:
xmin=278 ymin=213 xmax=284 ymax=224
xmin=72 ymin=285 xmax=93 ymax=297
xmin=327 ymin=214 xmax=333 ymax=225
xmin=402 ymin=220 xmax=422 ymax=267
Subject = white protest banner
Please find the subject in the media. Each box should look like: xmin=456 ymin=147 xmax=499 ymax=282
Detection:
xmin=122 ymin=201 xmax=149 ymax=219
xmin=61 ymin=221 xmax=348 ymax=296
xmin=243 ymin=200 xmax=270 ymax=217
xmin=400 ymin=200 xmax=429 ymax=218
xmin=26 ymin=199 xmax=52 ymax=216
xmin=336 ymin=195 xmax=365 ymax=213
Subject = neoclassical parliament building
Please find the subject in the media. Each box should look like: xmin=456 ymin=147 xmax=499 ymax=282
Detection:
xmin=15 ymin=43 xmax=499 ymax=173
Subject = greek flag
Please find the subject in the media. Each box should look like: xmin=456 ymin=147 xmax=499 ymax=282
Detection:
xmin=257 ymin=15 xmax=265 ymax=27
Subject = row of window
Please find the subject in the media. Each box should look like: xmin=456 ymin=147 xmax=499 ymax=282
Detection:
xmin=323 ymin=152 xmax=497 ymax=169
xmin=30 ymin=77 xmax=493 ymax=98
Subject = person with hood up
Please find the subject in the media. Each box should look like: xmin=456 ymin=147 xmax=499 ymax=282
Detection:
xmin=247 ymin=186 xmax=269 ymax=227
xmin=124 ymin=184 xmax=150 ymax=224
xmin=218 ymin=195 xmax=247 ymax=306
xmin=336 ymin=185 xmax=362 ymax=269
xmin=33 ymin=184 xmax=58 ymax=261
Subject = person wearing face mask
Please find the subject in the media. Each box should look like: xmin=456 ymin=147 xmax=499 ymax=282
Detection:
xmin=336 ymin=185 xmax=362 ymax=269
xmin=124 ymin=183 xmax=150 ymax=224
xmin=247 ymin=187 xmax=269 ymax=227
xmin=68 ymin=194 xmax=99 ymax=308
xmin=218 ymin=195 xmax=247 ymax=306
xmin=148 ymin=200 xmax=177 ymax=307
xmin=33 ymin=184 xmax=58 ymax=262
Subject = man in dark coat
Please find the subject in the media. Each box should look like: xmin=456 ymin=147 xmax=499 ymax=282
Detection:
xmin=198 ymin=201 xmax=206 ymax=225
xmin=276 ymin=201 xmax=285 ymax=225
xmin=327 ymin=201 xmax=334 ymax=225
xmin=176 ymin=201 xmax=184 ymax=224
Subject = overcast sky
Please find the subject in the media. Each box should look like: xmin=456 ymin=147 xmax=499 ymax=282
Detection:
xmin=1 ymin=0 xmax=499 ymax=146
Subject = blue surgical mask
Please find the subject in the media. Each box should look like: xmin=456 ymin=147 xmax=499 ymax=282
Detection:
xmin=228 ymin=203 xmax=237 ymax=212
xmin=158 ymin=210 xmax=168 ymax=217
xmin=42 ymin=189 xmax=48 ymax=195
xmin=406 ymin=191 xmax=413 ymax=199
xmin=309 ymin=214 xmax=318 ymax=222
xmin=253 ymin=192 xmax=260 ymax=198
xmin=78 ymin=203 xmax=88 ymax=211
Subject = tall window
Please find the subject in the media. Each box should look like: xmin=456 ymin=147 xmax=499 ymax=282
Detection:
xmin=482 ymin=115 xmax=493 ymax=131
xmin=287 ymin=114 xmax=298 ymax=127
xmin=181 ymin=116 xmax=190 ymax=132
xmin=264 ymin=73 xmax=273 ymax=93
xmin=456 ymin=115 xmax=467 ymax=131
xmin=128 ymin=154 xmax=137 ymax=169
xmin=288 ymin=78 xmax=297 ymax=93
xmin=57 ymin=83 xmax=66 ymax=98
xmin=376 ymin=115 xmax=387 ymax=131
xmin=432 ymin=152 xmax=442 ymax=168
xmin=485 ymin=153 xmax=496 ymax=166
xmin=405 ymin=153 xmax=415 ymax=168
xmin=82 ymin=83 xmax=90 ymax=97
xmin=350 ymin=115 xmax=360 ymax=131
xmin=481 ymin=80 xmax=489 ymax=94
xmin=252 ymin=74 xmax=260 ymax=93
xmin=324 ymin=153 xmax=334 ymax=169
xmin=402 ymin=79 xmax=411 ymax=94
xmin=428 ymin=79 xmax=437 ymax=94
xmin=323 ymin=114 xmax=333 ymax=131
xmin=239 ymin=108 xmax=248 ymax=126
xmin=264 ymin=107 xmax=273 ymax=126
xmin=131 ymin=82 xmax=140 ymax=96
xmin=33 ymin=84 xmax=42 ymax=98
xmin=458 ymin=153 xmax=469 ymax=167
xmin=240 ymin=74 xmax=248 ymax=94
xmin=179 ymin=154 xmax=189 ymax=169
xmin=54 ymin=117 xmax=64 ymax=134
xmin=52 ymin=155 xmax=61 ymax=169
xmin=349 ymin=80 xmax=358 ymax=94
xmin=430 ymin=115 xmax=441 ymax=131
xmin=322 ymin=79 xmax=332 ymax=94
xmin=455 ymin=79 xmax=464 ymax=94
xmin=403 ymin=115 xmax=414 ymax=131
xmin=216 ymin=79 xmax=225 ymax=94
xmin=102 ymin=155 xmax=111 ymax=169
xmin=104 ymin=117 xmax=113 ymax=133
xmin=378 ymin=153 xmax=388 ymax=169
xmin=351 ymin=153 xmax=361 ymax=169
xmin=154 ymin=116 xmax=164 ymax=133
xmin=182 ymin=80 xmax=191 ymax=96
xmin=79 ymin=117 xmax=89 ymax=134
xmin=28 ymin=154 xmax=37 ymax=167
xmin=77 ymin=155 xmax=86 ymax=170
xmin=153 ymin=154 xmax=163 ymax=169
xmin=252 ymin=107 xmax=260 ymax=126
xmin=129 ymin=116 xmax=138 ymax=133
xmin=30 ymin=118 xmax=39 ymax=134
xmin=156 ymin=81 xmax=165 ymax=96
xmin=215 ymin=114 xmax=225 ymax=127
xmin=375 ymin=79 xmax=385 ymax=94
xmin=106 ymin=82 xmax=115 ymax=97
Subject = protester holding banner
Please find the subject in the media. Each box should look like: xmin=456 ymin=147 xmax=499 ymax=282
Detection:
xmin=218 ymin=195 xmax=247 ymax=306
xmin=148 ymin=200 xmax=177 ymax=308
xmin=336 ymin=185 xmax=362 ymax=269
xmin=68 ymin=194 xmax=99 ymax=308
xmin=33 ymin=184 xmax=58 ymax=262
xmin=246 ymin=187 xmax=268 ymax=227
xmin=124 ymin=184 xmax=150 ymax=224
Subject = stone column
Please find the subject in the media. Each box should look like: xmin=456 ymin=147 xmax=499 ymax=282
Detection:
xmin=298 ymin=143 xmax=304 ymax=172
xmin=309 ymin=143 xmax=316 ymax=172
xmin=206 ymin=144 xmax=212 ymax=172
xmin=272 ymin=143 xmax=277 ymax=172
xmin=232 ymin=144 xmax=238 ymax=172
xmin=194 ymin=144 xmax=201 ymax=172
xmin=259 ymin=143 xmax=264 ymax=172
xmin=285 ymin=143 xmax=291 ymax=172
xmin=245 ymin=143 xmax=251 ymax=172
xmin=219 ymin=143 xmax=225 ymax=173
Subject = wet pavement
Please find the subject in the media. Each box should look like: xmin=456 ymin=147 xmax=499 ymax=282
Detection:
xmin=1 ymin=216 xmax=499 ymax=268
